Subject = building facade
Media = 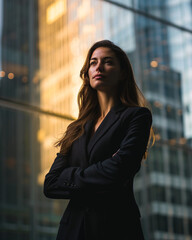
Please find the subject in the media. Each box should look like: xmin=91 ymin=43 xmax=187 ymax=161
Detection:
xmin=0 ymin=0 xmax=192 ymax=239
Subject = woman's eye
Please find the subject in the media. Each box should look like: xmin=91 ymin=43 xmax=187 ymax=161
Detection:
xmin=105 ymin=60 xmax=113 ymax=65
xmin=90 ymin=61 xmax=96 ymax=66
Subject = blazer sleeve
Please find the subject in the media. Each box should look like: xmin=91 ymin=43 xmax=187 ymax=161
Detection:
xmin=43 ymin=153 xmax=74 ymax=199
xmin=44 ymin=107 xmax=152 ymax=198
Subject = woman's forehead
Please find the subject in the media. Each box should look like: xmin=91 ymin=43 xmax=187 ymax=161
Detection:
xmin=90 ymin=47 xmax=116 ymax=59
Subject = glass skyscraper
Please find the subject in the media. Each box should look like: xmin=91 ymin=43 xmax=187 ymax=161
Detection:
xmin=0 ymin=0 xmax=192 ymax=239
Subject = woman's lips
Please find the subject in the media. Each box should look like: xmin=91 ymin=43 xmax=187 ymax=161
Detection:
xmin=94 ymin=74 xmax=104 ymax=79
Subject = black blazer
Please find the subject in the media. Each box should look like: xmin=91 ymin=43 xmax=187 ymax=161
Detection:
xmin=44 ymin=104 xmax=152 ymax=240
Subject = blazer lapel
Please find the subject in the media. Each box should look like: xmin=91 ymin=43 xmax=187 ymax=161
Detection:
xmin=87 ymin=103 xmax=126 ymax=156
xmin=79 ymin=120 xmax=93 ymax=168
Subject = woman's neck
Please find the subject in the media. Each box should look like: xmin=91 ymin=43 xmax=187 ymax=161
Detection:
xmin=97 ymin=91 xmax=119 ymax=118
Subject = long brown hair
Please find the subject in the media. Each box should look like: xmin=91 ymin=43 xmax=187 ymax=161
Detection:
xmin=55 ymin=40 xmax=155 ymax=158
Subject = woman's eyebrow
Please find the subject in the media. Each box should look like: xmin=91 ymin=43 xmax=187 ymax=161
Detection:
xmin=90 ymin=56 xmax=113 ymax=61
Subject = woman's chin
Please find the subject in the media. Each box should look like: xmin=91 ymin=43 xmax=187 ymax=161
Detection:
xmin=91 ymin=85 xmax=108 ymax=92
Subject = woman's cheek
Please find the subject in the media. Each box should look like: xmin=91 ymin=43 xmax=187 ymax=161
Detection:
xmin=89 ymin=77 xmax=95 ymax=89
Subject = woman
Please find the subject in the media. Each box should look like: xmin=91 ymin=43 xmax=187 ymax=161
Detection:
xmin=44 ymin=40 xmax=154 ymax=240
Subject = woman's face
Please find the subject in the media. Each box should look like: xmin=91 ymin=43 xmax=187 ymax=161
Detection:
xmin=88 ymin=47 xmax=122 ymax=92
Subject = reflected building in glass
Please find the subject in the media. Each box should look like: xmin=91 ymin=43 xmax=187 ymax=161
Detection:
xmin=0 ymin=0 xmax=41 ymax=239
xmin=0 ymin=0 xmax=192 ymax=240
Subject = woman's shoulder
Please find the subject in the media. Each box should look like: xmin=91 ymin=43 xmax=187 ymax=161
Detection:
xmin=122 ymin=105 xmax=151 ymax=114
xmin=121 ymin=105 xmax=152 ymax=122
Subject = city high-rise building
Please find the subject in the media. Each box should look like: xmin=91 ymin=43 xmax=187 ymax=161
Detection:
xmin=0 ymin=0 xmax=192 ymax=240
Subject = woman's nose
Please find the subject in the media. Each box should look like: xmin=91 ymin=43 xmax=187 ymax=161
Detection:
xmin=96 ymin=62 xmax=104 ymax=72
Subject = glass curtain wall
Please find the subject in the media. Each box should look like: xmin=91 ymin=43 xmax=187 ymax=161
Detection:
xmin=0 ymin=0 xmax=192 ymax=240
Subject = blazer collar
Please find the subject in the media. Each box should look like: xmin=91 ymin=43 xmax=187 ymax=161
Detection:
xmin=87 ymin=102 xmax=127 ymax=156
xmin=110 ymin=101 xmax=127 ymax=113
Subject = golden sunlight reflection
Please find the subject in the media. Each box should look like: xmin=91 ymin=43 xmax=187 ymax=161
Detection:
xmin=150 ymin=60 xmax=158 ymax=68
xmin=37 ymin=129 xmax=46 ymax=143
xmin=0 ymin=70 xmax=5 ymax=77
xmin=37 ymin=0 xmax=101 ymax=186
xmin=46 ymin=0 xmax=66 ymax=24
xmin=8 ymin=73 xmax=14 ymax=79
xmin=82 ymin=24 xmax=96 ymax=35
xmin=77 ymin=0 xmax=91 ymax=19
